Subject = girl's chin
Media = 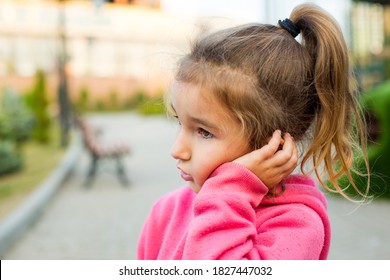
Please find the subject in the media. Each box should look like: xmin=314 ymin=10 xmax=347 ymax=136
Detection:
xmin=188 ymin=182 xmax=201 ymax=193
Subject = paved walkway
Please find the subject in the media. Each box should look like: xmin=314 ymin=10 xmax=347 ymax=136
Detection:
xmin=2 ymin=113 xmax=390 ymax=259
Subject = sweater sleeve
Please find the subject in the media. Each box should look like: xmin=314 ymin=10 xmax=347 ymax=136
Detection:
xmin=182 ymin=162 xmax=268 ymax=260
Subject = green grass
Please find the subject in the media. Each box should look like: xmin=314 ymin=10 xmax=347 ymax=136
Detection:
xmin=0 ymin=124 xmax=66 ymax=218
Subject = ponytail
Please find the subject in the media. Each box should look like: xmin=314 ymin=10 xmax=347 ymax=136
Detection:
xmin=290 ymin=4 xmax=370 ymax=200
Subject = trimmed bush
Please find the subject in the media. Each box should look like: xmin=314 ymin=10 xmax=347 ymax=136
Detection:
xmin=0 ymin=140 xmax=22 ymax=175
xmin=0 ymin=87 xmax=34 ymax=176
xmin=0 ymin=87 xmax=34 ymax=144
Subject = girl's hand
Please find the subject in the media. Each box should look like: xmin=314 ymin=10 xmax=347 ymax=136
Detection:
xmin=233 ymin=130 xmax=298 ymax=189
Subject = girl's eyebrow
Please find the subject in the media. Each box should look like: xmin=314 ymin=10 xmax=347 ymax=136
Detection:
xmin=189 ymin=116 xmax=219 ymax=131
xmin=171 ymin=103 xmax=219 ymax=132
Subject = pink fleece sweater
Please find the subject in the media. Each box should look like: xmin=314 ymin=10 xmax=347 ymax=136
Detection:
xmin=137 ymin=162 xmax=331 ymax=260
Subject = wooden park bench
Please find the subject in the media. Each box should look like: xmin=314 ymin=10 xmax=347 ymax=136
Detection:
xmin=76 ymin=117 xmax=130 ymax=187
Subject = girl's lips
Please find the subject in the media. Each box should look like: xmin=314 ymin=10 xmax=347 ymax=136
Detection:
xmin=180 ymin=170 xmax=193 ymax=182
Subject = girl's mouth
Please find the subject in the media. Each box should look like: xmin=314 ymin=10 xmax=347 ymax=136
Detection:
xmin=180 ymin=170 xmax=193 ymax=182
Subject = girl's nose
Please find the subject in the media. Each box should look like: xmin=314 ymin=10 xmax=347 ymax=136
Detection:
xmin=170 ymin=132 xmax=191 ymax=161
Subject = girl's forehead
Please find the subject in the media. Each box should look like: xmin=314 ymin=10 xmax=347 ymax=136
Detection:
xmin=172 ymin=81 xmax=199 ymax=95
xmin=172 ymin=81 xmax=217 ymax=105
xmin=171 ymin=82 xmax=229 ymax=119
xmin=172 ymin=81 xmax=243 ymax=132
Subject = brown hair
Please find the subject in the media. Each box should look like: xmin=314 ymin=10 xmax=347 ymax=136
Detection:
xmin=172 ymin=3 xmax=370 ymax=200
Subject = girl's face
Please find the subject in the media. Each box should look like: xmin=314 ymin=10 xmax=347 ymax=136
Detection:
xmin=170 ymin=82 xmax=251 ymax=193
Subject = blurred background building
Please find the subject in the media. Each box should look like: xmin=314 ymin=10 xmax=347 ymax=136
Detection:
xmin=0 ymin=0 xmax=388 ymax=102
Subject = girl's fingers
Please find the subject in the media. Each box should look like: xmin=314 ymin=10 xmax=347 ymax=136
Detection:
xmin=248 ymin=131 xmax=297 ymax=169
xmin=264 ymin=130 xmax=282 ymax=156
xmin=278 ymin=134 xmax=298 ymax=173
xmin=249 ymin=130 xmax=282 ymax=162
xmin=234 ymin=131 xmax=298 ymax=184
xmin=271 ymin=133 xmax=296 ymax=167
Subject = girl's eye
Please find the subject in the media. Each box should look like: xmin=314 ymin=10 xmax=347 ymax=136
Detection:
xmin=198 ymin=128 xmax=213 ymax=139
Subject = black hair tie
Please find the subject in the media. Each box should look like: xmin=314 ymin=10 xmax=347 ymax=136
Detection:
xmin=278 ymin=18 xmax=301 ymax=38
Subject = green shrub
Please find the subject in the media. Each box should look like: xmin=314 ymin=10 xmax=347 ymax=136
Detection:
xmin=78 ymin=88 xmax=167 ymax=114
xmin=0 ymin=87 xmax=34 ymax=177
xmin=75 ymin=86 xmax=90 ymax=113
xmin=120 ymin=89 xmax=148 ymax=111
xmin=108 ymin=90 xmax=118 ymax=110
xmin=333 ymin=81 xmax=390 ymax=199
xmin=361 ymin=81 xmax=390 ymax=199
xmin=0 ymin=87 xmax=34 ymax=144
xmin=24 ymin=69 xmax=51 ymax=143
xmin=0 ymin=140 xmax=22 ymax=175
xmin=137 ymin=94 xmax=166 ymax=115
xmin=94 ymin=99 xmax=106 ymax=111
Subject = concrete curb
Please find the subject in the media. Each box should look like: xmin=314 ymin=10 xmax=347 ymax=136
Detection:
xmin=0 ymin=130 xmax=82 ymax=257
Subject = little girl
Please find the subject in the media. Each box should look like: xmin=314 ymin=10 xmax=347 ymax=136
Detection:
xmin=137 ymin=3 xmax=370 ymax=260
